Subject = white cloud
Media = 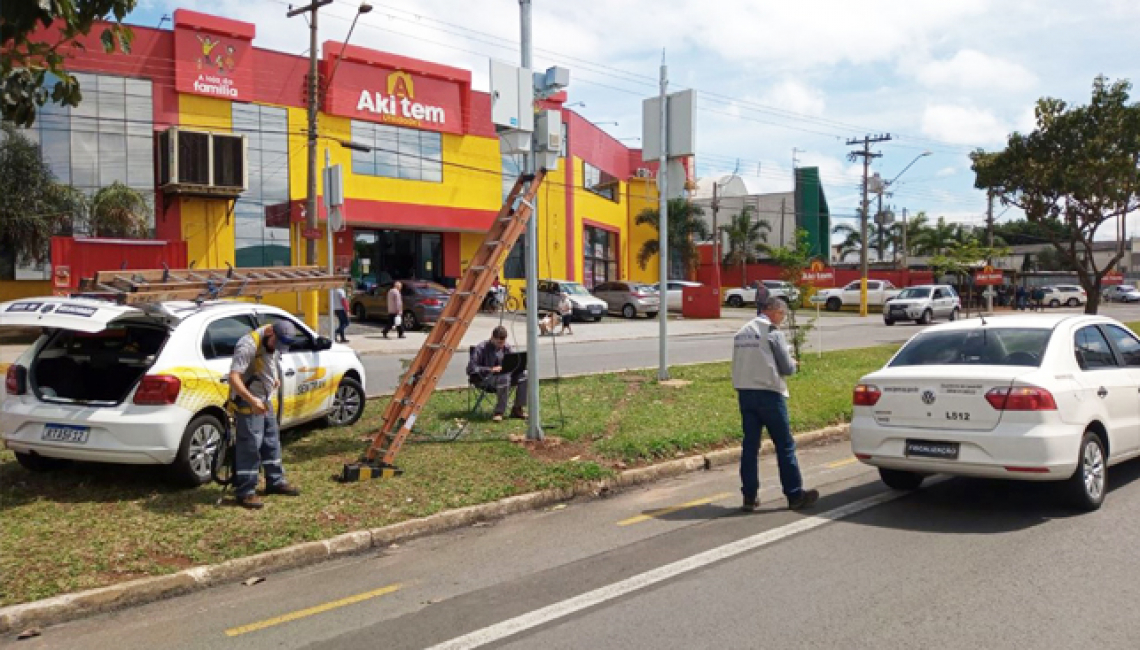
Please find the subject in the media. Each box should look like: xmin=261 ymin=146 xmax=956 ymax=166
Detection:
xmin=937 ymin=166 xmax=957 ymax=177
xmin=921 ymin=105 xmax=1009 ymax=146
xmin=758 ymin=81 xmax=826 ymax=117
xmin=916 ymin=49 xmax=1038 ymax=92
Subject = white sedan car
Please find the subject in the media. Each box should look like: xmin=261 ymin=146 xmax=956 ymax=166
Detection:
xmin=851 ymin=314 xmax=1140 ymax=510
xmin=1 ymin=297 xmax=367 ymax=486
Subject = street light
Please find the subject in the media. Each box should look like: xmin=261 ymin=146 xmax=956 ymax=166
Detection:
xmin=326 ymin=2 xmax=374 ymax=94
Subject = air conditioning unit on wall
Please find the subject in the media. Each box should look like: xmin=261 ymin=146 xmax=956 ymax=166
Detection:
xmin=158 ymin=127 xmax=248 ymax=197
xmin=635 ymin=167 xmax=654 ymax=178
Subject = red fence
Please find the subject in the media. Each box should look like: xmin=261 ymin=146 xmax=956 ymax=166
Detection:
xmin=697 ymin=261 xmax=933 ymax=289
xmin=51 ymin=237 xmax=189 ymax=295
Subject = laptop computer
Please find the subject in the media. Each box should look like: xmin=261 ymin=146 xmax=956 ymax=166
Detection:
xmin=499 ymin=351 xmax=527 ymax=374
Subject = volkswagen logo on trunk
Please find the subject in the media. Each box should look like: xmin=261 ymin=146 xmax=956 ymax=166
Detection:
xmin=921 ymin=390 xmax=937 ymax=405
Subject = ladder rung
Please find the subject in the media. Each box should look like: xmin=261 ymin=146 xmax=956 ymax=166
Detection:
xmin=469 ymin=266 xmax=487 ymax=272
xmin=485 ymin=241 xmax=502 ymax=247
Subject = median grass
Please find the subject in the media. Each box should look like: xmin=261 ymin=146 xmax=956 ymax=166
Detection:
xmin=0 ymin=345 xmax=894 ymax=607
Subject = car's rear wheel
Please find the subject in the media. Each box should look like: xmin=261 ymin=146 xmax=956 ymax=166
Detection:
xmin=403 ymin=309 xmax=420 ymax=331
xmin=622 ymin=304 xmax=637 ymax=319
xmin=883 ymin=318 xmax=895 ymax=326
xmin=879 ymin=468 xmax=925 ymax=491
xmin=1068 ymin=431 xmax=1106 ymax=511
xmin=917 ymin=309 xmax=933 ymax=325
xmin=826 ymin=297 xmax=842 ymax=312
xmin=1050 ymin=299 xmax=1061 ymax=308
xmin=1067 ymin=298 xmax=1080 ymax=307
xmin=326 ymin=376 xmax=365 ymax=427
xmin=726 ymin=295 xmax=744 ymax=308
xmin=14 ymin=451 xmax=70 ymax=473
xmin=352 ymin=303 xmax=367 ymax=321
xmin=171 ymin=414 xmax=224 ymax=487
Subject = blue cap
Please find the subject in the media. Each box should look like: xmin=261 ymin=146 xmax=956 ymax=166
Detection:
xmin=272 ymin=319 xmax=298 ymax=351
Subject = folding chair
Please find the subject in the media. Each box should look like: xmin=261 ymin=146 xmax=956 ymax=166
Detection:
xmin=466 ymin=346 xmax=498 ymax=418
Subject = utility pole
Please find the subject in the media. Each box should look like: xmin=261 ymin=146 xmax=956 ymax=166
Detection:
xmin=711 ymin=180 xmax=719 ymax=277
xmin=779 ymin=197 xmax=787 ymax=250
xmin=519 ymin=0 xmax=542 ymax=440
xmin=846 ymin=134 xmax=891 ymax=317
xmin=876 ymin=190 xmax=884 ymax=263
xmin=657 ymin=52 xmax=669 ymax=381
xmin=986 ymin=189 xmax=995 ymax=313
xmin=287 ymin=0 xmax=331 ymax=267
xmin=900 ymin=207 xmax=908 ymax=271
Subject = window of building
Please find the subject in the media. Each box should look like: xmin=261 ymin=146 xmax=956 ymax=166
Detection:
xmin=583 ymin=162 xmax=619 ymax=202
xmin=583 ymin=225 xmax=618 ymax=289
xmin=350 ymin=120 xmax=442 ymax=182
xmin=232 ymin=103 xmax=291 ymax=267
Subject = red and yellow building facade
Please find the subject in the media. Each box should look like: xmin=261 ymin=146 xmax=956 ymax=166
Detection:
xmin=4 ymin=9 xmax=662 ymax=320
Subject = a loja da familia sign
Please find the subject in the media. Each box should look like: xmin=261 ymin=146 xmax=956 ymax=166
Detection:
xmin=173 ymin=10 xmax=256 ymax=100
xmin=323 ymin=44 xmax=471 ymax=135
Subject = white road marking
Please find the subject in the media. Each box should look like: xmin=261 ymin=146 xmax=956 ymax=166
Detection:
xmin=425 ymin=489 xmax=905 ymax=650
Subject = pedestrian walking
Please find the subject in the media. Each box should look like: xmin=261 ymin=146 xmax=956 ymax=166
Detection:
xmin=1031 ymin=286 xmax=1045 ymax=311
xmin=753 ymin=280 xmax=770 ymax=308
xmin=558 ymin=292 xmax=574 ymax=335
xmin=732 ymin=297 xmax=819 ymax=512
xmin=466 ymin=326 xmax=527 ymax=422
xmin=334 ymin=280 xmax=351 ymax=343
xmin=228 ymin=319 xmax=302 ymax=510
xmin=1015 ymin=285 xmax=1028 ymax=311
xmin=382 ymin=281 xmax=405 ymax=339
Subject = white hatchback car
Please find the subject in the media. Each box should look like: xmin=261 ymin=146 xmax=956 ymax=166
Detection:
xmin=851 ymin=314 xmax=1140 ymax=510
xmin=1 ymin=297 xmax=367 ymax=486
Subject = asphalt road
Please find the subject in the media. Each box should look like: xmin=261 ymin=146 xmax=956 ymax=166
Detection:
xmin=359 ymin=303 xmax=1140 ymax=396
xmin=28 ymin=437 xmax=1140 ymax=649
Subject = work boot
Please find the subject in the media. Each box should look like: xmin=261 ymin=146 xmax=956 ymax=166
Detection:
xmin=492 ymin=413 xmax=504 ymax=423
xmin=788 ymin=489 xmax=820 ymax=511
xmin=510 ymin=406 xmax=527 ymax=420
xmin=741 ymin=496 xmax=759 ymax=513
xmin=265 ymin=481 xmax=302 ymax=497
xmin=236 ymin=494 xmax=264 ymax=510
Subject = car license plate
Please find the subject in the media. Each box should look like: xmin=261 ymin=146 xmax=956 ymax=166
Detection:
xmin=590 ymin=306 xmax=601 ymax=312
xmin=905 ymin=439 xmax=959 ymax=460
xmin=42 ymin=424 xmax=90 ymax=444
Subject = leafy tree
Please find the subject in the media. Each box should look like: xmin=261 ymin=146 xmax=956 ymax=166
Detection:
xmin=929 ymin=236 xmax=1011 ymax=315
xmin=635 ymin=198 xmax=709 ymax=279
xmin=88 ymin=181 xmax=150 ymax=237
xmin=767 ymin=229 xmax=816 ymax=360
xmin=719 ymin=206 xmax=770 ymax=287
xmin=910 ymin=216 xmax=965 ymax=256
xmin=972 ymin=76 xmax=1140 ymax=314
xmin=2 ymin=0 xmax=137 ymax=126
xmin=992 ymin=217 xmax=1072 ymax=246
xmin=0 ymin=123 xmax=85 ymax=278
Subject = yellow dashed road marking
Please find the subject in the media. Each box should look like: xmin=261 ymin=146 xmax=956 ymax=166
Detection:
xmin=225 ymin=583 xmax=402 ymax=637
xmin=617 ymin=492 xmax=734 ymax=526
xmin=826 ymin=457 xmax=858 ymax=469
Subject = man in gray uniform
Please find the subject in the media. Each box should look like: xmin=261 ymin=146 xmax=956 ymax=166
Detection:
xmin=229 ymin=319 xmax=303 ymax=509
xmin=732 ymin=297 xmax=819 ymax=512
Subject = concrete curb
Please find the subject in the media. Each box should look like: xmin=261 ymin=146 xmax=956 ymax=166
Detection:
xmin=0 ymin=424 xmax=850 ymax=636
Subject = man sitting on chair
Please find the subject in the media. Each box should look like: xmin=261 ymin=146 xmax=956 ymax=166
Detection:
xmin=466 ymin=325 xmax=527 ymax=422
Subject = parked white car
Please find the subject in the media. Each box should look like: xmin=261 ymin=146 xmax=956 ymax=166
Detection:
xmin=654 ymin=280 xmax=703 ymax=312
xmin=1041 ymin=285 xmax=1087 ymax=308
xmin=1 ymin=297 xmax=367 ymax=486
xmin=851 ymin=314 xmax=1140 ymax=510
xmin=883 ymin=285 xmax=961 ymax=326
xmin=723 ymin=280 xmax=801 ymax=308
xmin=1103 ymin=285 xmax=1140 ymax=303
xmin=811 ymin=280 xmax=901 ymax=312
xmin=535 ymin=279 xmax=608 ymax=321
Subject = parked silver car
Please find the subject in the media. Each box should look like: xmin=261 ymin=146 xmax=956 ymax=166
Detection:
xmin=1103 ymin=284 xmax=1140 ymax=303
xmin=535 ymin=279 xmax=608 ymax=321
xmin=592 ymin=281 xmax=660 ymax=318
xmin=883 ymin=284 xmax=960 ymax=325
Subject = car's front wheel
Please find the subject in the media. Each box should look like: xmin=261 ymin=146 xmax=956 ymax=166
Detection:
xmin=726 ymin=295 xmax=744 ymax=308
xmin=883 ymin=318 xmax=895 ymax=326
xmin=917 ymin=309 xmax=933 ymax=325
xmin=171 ymin=414 xmax=224 ymax=487
xmin=949 ymin=308 xmax=960 ymax=321
xmin=879 ymin=468 xmax=925 ymax=491
xmin=1050 ymin=299 xmax=1061 ymax=308
xmin=14 ymin=451 xmax=71 ymax=473
xmin=622 ymin=304 xmax=637 ymax=319
xmin=1067 ymin=298 xmax=1080 ymax=307
xmin=826 ymin=297 xmax=842 ymax=312
xmin=1068 ymin=431 xmax=1107 ymax=511
xmin=326 ymin=376 xmax=365 ymax=427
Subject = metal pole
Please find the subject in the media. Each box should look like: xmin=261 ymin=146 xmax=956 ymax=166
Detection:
xmin=986 ymin=189 xmax=994 ymax=313
xmin=657 ymin=55 xmax=669 ymax=382
xmin=304 ymin=5 xmax=321 ymax=266
xmin=859 ymin=139 xmax=871 ymax=317
xmin=325 ymin=147 xmax=336 ymax=339
xmin=901 ymin=207 xmax=908 ymax=271
xmin=520 ymin=0 xmax=542 ymax=440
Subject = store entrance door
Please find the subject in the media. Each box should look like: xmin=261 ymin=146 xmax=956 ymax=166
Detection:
xmin=352 ymin=229 xmax=445 ymax=290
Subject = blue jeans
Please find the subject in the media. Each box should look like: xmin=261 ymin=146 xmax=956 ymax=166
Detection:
xmin=335 ymin=310 xmax=349 ymax=340
xmin=234 ymin=409 xmax=286 ymax=498
xmin=738 ymin=389 xmax=803 ymax=501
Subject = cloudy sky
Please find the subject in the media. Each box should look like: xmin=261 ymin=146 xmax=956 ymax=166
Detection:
xmin=127 ymin=0 xmax=1140 ymax=237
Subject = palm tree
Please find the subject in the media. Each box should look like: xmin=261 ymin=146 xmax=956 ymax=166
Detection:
xmin=719 ymin=206 xmax=770 ymax=287
xmin=88 ymin=181 xmax=151 ymax=238
xmin=832 ymin=221 xmax=894 ymax=263
xmin=911 ymin=216 xmax=962 ymax=256
xmin=636 ymin=199 xmax=710 ymax=279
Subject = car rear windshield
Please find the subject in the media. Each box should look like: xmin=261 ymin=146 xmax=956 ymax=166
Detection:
xmin=889 ymin=328 xmax=1053 ymax=367
xmin=896 ymin=288 xmax=931 ymax=299
xmin=414 ymin=282 xmax=450 ymax=295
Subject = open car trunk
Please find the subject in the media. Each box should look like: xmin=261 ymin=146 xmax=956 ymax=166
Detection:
xmin=30 ymin=322 xmax=170 ymax=405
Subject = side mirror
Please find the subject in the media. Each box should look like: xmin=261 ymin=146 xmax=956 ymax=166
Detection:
xmin=316 ymin=336 xmax=333 ymax=351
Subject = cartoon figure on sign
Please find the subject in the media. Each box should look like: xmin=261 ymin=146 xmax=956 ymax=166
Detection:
xmin=223 ymin=46 xmax=236 ymax=72
xmin=196 ymin=34 xmax=219 ymax=70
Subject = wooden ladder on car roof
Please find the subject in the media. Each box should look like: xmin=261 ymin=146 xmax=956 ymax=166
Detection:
xmin=340 ymin=171 xmax=546 ymax=482
xmin=80 ymin=265 xmax=348 ymax=304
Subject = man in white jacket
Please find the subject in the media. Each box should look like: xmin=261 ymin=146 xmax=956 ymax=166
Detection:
xmin=732 ymin=297 xmax=819 ymax=512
